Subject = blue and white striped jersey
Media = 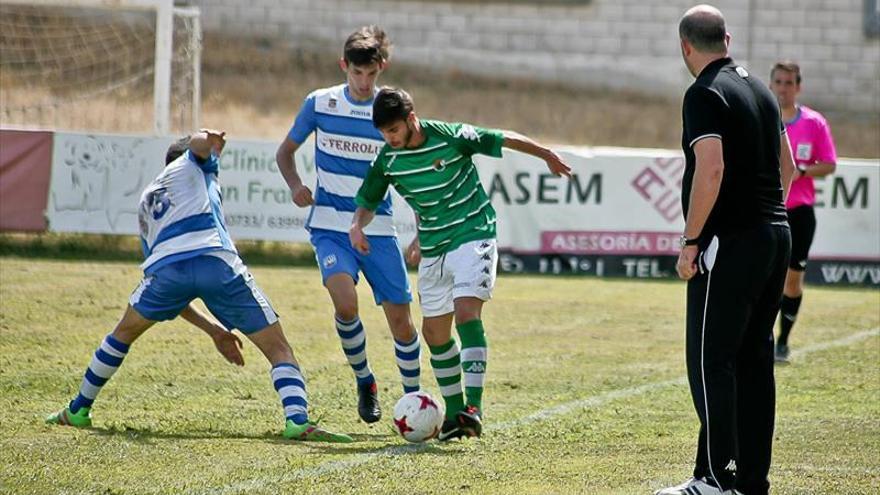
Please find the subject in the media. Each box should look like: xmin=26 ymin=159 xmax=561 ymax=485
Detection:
xmin=137 ymin=150 xmax=236 ymax=274
xmin=288 ymin=83 xmax=395 ymax=236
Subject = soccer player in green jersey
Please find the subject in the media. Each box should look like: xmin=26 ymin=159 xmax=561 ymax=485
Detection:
xmin=350 ymin=87 xmax=571 ymax=440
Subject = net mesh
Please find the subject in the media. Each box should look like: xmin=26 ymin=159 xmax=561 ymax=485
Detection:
xmin=0 ymin=4 xmax=198 ymax=134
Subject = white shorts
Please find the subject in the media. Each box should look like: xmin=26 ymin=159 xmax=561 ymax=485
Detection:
xmin=417 ymin=238 xmax=498 ymax=318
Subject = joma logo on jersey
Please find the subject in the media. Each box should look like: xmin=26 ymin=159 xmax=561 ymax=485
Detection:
xmin=454 ymin=124 xmax=480 ymax=141
xmin=433 ymin=159 xmax=447 ymax=171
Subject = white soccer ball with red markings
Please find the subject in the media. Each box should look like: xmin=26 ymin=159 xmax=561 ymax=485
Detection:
xmin=392 ymin=391 xmax=444 ymax=443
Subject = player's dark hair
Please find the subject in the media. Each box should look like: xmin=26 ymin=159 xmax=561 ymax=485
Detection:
xmin=771 ymin=61 xmax=802 ymax=85
xmin=343 ymin=25 xmax=390 ymax=66
xmin=372 ymin=87 xmax=413 ymax=128
xmin=679 ymin=9 xmax=727 ymax=53
xmin=165 ymin=135 xmax=191 ymax=165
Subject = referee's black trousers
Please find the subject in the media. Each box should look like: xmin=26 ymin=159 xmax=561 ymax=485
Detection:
xmin=686 ymin=223 xmax=791 ymax=495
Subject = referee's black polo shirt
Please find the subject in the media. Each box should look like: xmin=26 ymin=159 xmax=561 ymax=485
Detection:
xmin=681 ymin=57 xmax=788 ymax=239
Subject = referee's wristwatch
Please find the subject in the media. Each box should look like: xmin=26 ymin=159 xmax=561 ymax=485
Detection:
xmin=679 ymin=235 xmax=699 ymax=248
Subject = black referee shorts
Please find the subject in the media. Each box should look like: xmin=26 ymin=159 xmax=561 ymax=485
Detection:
xmin=787 ymin=205 xmax=816 ymax=271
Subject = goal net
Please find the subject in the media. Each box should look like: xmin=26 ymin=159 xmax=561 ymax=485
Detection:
xmin=0 ymin=0 xmax=200 ymax=135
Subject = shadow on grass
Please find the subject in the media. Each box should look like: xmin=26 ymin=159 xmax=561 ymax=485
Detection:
xmin=82 ymin=424 xmax=464 ymax=456
xmin=86 ymin=424 xmax=410 ymax=448
xmin=296 ymin=439 xmax=465 ymax=456
xmin=0 ymin=232 xmax=317 ymax=267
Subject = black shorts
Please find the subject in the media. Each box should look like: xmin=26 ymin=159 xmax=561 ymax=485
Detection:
xmin=787 ymin=205 xmax=816 ymax=271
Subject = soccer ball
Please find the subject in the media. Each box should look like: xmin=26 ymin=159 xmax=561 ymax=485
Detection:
xmin=392 ymin=391 xmax=444 ymax=443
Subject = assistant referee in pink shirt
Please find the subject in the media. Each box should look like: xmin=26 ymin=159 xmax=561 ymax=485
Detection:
xmin=768 ymin=61 xmax=838 ymax=363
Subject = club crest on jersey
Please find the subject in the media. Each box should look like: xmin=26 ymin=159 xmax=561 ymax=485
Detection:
xmin=433 ymin=159 xmax=447 ymax=172
xmin=323 ymin=254 xmax=337 ymax=268
xmin=328 ymin=97 xmax=337 ymax=109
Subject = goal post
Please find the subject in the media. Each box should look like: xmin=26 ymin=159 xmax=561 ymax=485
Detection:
xmin=0 ymin=0 xmax=200 ymax=135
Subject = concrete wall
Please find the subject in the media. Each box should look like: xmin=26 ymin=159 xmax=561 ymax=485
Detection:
xmin=192 ymin=0 xmax=880 ymax=112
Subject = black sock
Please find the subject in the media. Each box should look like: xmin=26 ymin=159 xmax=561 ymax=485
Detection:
xmin=778 ymin=295 xmax=803 ymax=346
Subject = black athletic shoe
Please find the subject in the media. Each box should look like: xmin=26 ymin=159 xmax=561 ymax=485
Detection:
xmin=774 ymin=343 xmax=790 ymax=363
xmin=457 ymin=405 xmax=482 ymax=438
xmin=357 ymin=382 xmax=381 ymax=423
xmin=437 ymin=418 xmax=466 ymax=441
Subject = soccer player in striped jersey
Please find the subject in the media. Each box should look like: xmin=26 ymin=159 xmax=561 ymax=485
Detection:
xmin=351 ymin=87 xmax=571 ymax=440
xmin=46 ymin=130 xmax=352 ymax=443
xmin=276 ymin=26 xmax=420 ymax=424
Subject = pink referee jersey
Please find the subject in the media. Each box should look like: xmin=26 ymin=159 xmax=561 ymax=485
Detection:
xmin=784 ymin=105 xmax=837 ymax=209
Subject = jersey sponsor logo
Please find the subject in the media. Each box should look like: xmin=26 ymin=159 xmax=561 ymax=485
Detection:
xmin=796 ymin=142 xmax=813 ymax=161
xmin=350 ymin=109 xmax=371 ymax=118
xmin=316 ymin=129 xmax=384 ymax=162
xmin=454 ymin=124 xmax=480 ymax=141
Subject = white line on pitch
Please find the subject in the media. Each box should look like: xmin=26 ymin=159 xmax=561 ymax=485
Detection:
xmin=194 ymin=327 xmax=879 ymax=495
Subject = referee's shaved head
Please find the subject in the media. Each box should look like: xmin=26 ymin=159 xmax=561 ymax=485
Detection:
xmin=679 ymin=4 xmax=727 ymax=54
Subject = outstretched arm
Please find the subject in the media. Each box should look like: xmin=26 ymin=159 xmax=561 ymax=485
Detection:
xmin=501 ymin=130 xmax=572 ymax=177
xmin=179 ymin=303 xmax=245 ymax=366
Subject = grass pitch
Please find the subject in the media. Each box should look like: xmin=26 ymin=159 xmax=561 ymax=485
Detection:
xmin=0 ymin=257 xmax=877 ymax=494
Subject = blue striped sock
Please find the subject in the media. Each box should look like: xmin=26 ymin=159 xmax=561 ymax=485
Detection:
xmin=69 ymin=334 xmax=130 ymax=413
xmin=271 ymin=363 xmax=308 ymax=425
xmin=394 ymin=334 xmax=421 ymax=393
xmin=335 ymin=316 xmax=375 ymax=386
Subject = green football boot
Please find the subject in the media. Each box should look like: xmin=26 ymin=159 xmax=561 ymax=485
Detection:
xmin=283 ymin=420 xmax=353 ymax=443
xmin=45 ymin=406 xmax=92 ymax=428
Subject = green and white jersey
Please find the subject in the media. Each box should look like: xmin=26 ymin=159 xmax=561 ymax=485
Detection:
xmin=355 ymin=120 xmax=504 ymax=257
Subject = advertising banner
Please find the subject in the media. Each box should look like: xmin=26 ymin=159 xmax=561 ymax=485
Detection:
xmin=0 ymin=130 xmax=53 ymax=231
xmin=45 ymin=132 xmax=879 ymax=285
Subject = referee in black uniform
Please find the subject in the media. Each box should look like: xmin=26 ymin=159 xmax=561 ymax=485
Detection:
xmin=655 ymin=5 xmax=797 ymax=495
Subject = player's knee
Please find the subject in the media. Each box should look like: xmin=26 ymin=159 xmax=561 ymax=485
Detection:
xmin=389 ymin=316 xmax=416 ymax=340
xmin=454 ymin=308 xmax=481 ymax=326
xmin=248 ymin=323 xmax=296 ymax=365
xmin=421 ymin=324 xmax=445 ymax=345
xmin=266 ymin=345 xmax=295 ymax=366
xmin=334 ymin=303 xmax=359 ymax=322
xmin=111 ymin=307 xmax=153 ymax=344
xmin=453 ymin=297 xmax=483 ymax=325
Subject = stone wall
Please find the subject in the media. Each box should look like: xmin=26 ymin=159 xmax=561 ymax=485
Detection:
xmin=192 ymin=0 xmax=880 ymax=112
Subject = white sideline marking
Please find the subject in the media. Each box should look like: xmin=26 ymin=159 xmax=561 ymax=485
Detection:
xmin=195 ymin=328 xmax=879 ymax=495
